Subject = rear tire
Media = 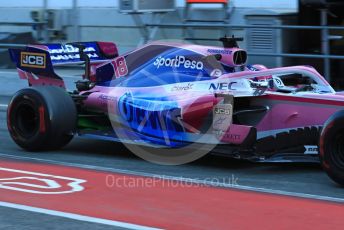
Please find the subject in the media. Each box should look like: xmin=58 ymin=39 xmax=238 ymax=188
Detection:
xmin=319 ymin=110 xmax=344 ymax=186
xmin=7 ymin=86 xmax=77 ymax=151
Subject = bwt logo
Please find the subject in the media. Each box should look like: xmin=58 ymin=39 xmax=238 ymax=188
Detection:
xmin=20 ymin=52 xmax=46 ymax=69
xmin=153 ymin=56 xmax=203 ymax=70
xmin=49 ymin=44 xmax=96 ymax=54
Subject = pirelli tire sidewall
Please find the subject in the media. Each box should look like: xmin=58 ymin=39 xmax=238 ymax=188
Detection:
xmin=7 ymin=86 xmax=77 ymax=151
xmin=319 ymin=110 xmax=344 ymax=186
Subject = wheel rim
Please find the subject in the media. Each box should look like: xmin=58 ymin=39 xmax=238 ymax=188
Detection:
xmin=14 ymin=101 xmax=39 ymax=138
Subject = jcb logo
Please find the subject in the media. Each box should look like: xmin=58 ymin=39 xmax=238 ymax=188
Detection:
xmin=214 ymin=108 xmax=231 ymax=115
xmin=20 ymin=52 xmax=46 ymax=69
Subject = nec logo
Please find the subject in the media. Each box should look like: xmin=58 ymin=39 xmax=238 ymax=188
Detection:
xmin=209 ymin=82 xmax=237 ymax=91
xmin=20 ymin=52 xmax=46 ymax=69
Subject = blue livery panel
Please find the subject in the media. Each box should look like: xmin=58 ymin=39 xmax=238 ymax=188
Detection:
xmin=118 ymin=92 xmax=185 ymax=146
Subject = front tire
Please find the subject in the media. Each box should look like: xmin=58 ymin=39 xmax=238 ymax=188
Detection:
xmin=7 ymin=86 xmax=77 ymax=151
xmin=319 ymin=110 xmax=344 ymax=186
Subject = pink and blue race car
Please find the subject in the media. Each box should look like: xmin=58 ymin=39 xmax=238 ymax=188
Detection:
xmin=7 ymin=36 xmax=344 ymax=185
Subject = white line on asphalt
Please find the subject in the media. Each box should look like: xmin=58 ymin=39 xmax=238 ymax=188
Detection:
xmin=0 ymin=201 xmax=162 ymax=230
xmin=0 ymin=152 xmax=343 ymax=203
xmin=0 ymin=104 xmax=8 ymax=108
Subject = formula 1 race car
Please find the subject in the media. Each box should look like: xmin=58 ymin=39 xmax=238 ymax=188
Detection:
xmin=7 ymin=36 xmax=344 ymax=186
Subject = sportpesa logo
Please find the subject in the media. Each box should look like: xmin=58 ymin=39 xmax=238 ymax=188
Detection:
xmin=153 ymin=56 xmax=204 ymax=70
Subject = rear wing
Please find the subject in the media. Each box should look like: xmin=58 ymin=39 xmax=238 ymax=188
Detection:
xmin=9 ymin=41 xmax=118 ymax=67
xmin=8 ymin=41 xmax=118 ymax=88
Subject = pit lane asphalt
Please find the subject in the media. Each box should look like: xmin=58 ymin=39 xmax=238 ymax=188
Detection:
xmin=0 ymin=206 xmax=125 ymax=230
xmin=0 ymin=69 xmax=343 ymax=228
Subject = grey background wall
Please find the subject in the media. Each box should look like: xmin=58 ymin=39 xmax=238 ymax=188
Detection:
xmin=0 ymin=0 xmax=298 ymax=53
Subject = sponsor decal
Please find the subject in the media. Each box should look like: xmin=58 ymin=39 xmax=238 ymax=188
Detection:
xmin=171 ymin=83 xmax=193 ymax=91
xmin=50 ymin=53 xmax=99 ymax=61
xmin=253 ymin=88 xmax=267 ymax=96
xmin=209 ymin=82 xmax=237 ymax=91
xmin=207 ymin=49 xmax=232 ymax=55
xmin=304 ymin=145 xmax=318 ymax=155
xmin=210 ymin=69 xmax=223 ymax=78
xmin=20 ymin=52 xmax=46 ymax=69
xmin=247 ymin=65 xmax=260 ymax=71
xmin=213 ymin=116 xmax=226 ymax=126
xmin=224 ymin=133 xmax=240 ymax=140
xmin=49 ymin=44 xmax=99 ymax=61
xmin=213 ymin=103 xmax=233 ymax=135
xmin=99 ymin=94 xmax=117 ymax=102
xmin=49 ymin=44 xmax=95 ymax=54
xmin=214 ymin=107 xmax=231 ymax=115
xmin=118 ymin=93 xmax=184 ymax=134
xmin=153 ymin=56 xmax=203 ymax=70
xmin=214 ymin=130 xmax=240 ymax=141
